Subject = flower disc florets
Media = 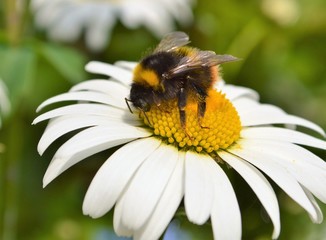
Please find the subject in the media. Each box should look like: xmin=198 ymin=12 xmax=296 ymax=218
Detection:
xmin=140 ymin=89 xmax=241 ymax=153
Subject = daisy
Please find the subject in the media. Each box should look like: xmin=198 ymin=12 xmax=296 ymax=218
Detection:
xmin=34 ymin=60 xmax=326 ymax=240
xmin=30 ymin=0 xmax=194 ymax=51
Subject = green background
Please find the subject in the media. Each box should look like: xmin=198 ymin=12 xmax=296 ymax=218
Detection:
xmin=0 ymin=0 xmax=326 ymax=239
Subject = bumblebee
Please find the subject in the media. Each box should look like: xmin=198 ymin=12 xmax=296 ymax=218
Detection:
xmin=126 ymin=31 xmax=238 ymax=128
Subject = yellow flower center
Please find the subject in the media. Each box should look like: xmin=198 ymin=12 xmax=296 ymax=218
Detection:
xmin=140 ymin=89 xmax=241 ymax=153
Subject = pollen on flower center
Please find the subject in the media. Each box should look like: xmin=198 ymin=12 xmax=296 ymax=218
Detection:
xmin=140 ymin=89 xmax=241 ymax=153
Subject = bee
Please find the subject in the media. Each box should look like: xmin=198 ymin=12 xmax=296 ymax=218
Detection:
xmin=126 ymin=31 xmax=238 ymax=128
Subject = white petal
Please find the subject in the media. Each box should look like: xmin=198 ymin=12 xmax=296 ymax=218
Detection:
xmin=134 ymin=151 xmax=185 ymax=240
xmin=36 ymin=91 xmax=127 ymax=112
xmin=302 ymin=186 xmax=323 ymax=223
xmin=83 ymin=137 xmax=161 ymax=218
xmin=113 ymin=196 xmax=133 ymax=237
xmin=220 ymin=151 xmax=280 ymax=239
xmin=70 ymin=79 xmax=129 ymax=97
xmin=142 ymin=8 xmax=174 ymax=37
xmin=240 ymin=110 xmax=325 ymax=136
xmin=48 ymin=10 xmax=83 ymax=42
xmin=38 ymin=2 xmax=65 ymax=28
xmin=241 ymin=126 xmax=326 ymax=150
xmin=120 ymin=3 xmax=174 ymax=36
xmin=33 ymin=103 xmax=134 ymax=124
xmin=229 ymin=144 xmax=318 ymax=221
xmin=208 ymin=159 xmax=242 ymax=240
xmin=239 ymin=139 xmax=326 ymax=174
xmin=43 ymin=124 xmax=151 ymax=187
xmin=38 ymin=115 xmax=107 ymax=155
xmin=85 ymin=61 xmax=133 ymax=85
xmin=232 ymin=97 xmax=259 ymax=114
xmin=239 ymin=139 xmax=326 ymax=203
xmin=84 ymin=8 xmax=115 ymax=52
xmin=239 ymin=103 xmax=286 ymax=117
xmin=184 ymin=151 xmax=214 ymax=225
xmin=220 ymin=84 xmax=259 ymax=101
xmin=37 ymin=114 xmax=140 ymax=155
xmin=162 ymin=0 xmax=193 ymax=25
xmin=115 ymin=61 xmax=137 ymax=70
xmin=119 ymin=144 xmax=179 ymax=231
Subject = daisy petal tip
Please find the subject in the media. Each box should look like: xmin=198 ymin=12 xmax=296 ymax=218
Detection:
xmin=85 ymin=61 xmax=102 ymax=73
xmin=310 ymin=213 xmax=323 ymax=224
xmin=32 ymin=116 xmax=45 ymax=125
xmin=314 ymin=125 xmax=326 ymax=138
xmin=42 ymin=158 xmax=66 ymax=187
xmin=187 ymin=217 xmax=207 ymax=226
xmin=81 ymin=208 xmax=97 ymax=219
xmin=86 ymin=211 xmax=104 ymax=219
xmin=37 ymin=142 xmax=47 ymax=156
xmin=37 ymin=149 xmax=43 ymax=157
xmin=321 ymin=130 xmax=326 ymax=138
xmin=82 ymin=197 xmax=109 ymax=219
xmin=82 ymin=207 xmax=91 ymax=218
xmin=84 ymin=61 xmax=95 ymax=71
xmin=271 ymin=228 xmax=281 ymax=240
xmin=36 ymin=101 xmax=49 ymax=113
xmin=42 ymin=159 xmax=69 ymax=187
xmin=35 ymin=106 xmax=42 ymax=113
xmin=81 ymin=201 xmax=93 ymax=217
xmin=82 ymin=205 xmax=97 ymax=219
xmin=315 ymin=219 xmax=323 ymax=224
xmin=42 ymin=177 xmax=51 ymax=188
xmin=32 ymin=116 xmax=44 ymax=125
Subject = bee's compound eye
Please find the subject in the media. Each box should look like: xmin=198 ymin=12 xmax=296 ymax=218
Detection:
xmin=143 ymin=105 xmax=151 ymax=112
xmin=138 ymin=99 xmax=151 ymax=112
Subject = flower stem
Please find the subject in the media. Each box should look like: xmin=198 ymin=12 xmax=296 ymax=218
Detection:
xmin=0 ymin=114 xmax=23 ymax=240
xmin=4 ymin=0 xmax=23 ymax=46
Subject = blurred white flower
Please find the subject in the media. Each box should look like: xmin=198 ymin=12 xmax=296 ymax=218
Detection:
xmin=30 ymin=0 xmax=194 ymax=51
xmin=34 ymin=60 xmax=326 ymax=239
xmin=0 ymin=80 xmax=10 ymax=127
xmin=261 ymin=0 xmax=300 ymax=26
xmin=0 ymin=80 xmax=10 ymax=152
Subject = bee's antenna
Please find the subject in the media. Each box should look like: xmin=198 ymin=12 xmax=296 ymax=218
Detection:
xmin=139 ymin=109 xmax=153 ymax=127
xmin=125 ymin=98 xmax=133 ymax=113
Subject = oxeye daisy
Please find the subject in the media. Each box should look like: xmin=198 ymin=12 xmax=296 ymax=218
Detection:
xmin=30 ymin=0 xmax=194 ymax=51
xmin=34 ymin=59 xmax=326 ymax=239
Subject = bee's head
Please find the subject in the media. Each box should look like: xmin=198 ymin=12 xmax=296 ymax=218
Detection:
xmin=129 ymin=83 xmax=153 ymax=112
xmin=133 ymin=98 xmax=151 ymax=112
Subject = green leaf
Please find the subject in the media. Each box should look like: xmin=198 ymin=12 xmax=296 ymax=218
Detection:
xmin=40 ymin=43 xmax=87 ymax=83
xmin=0 ymin=45 xmax=37 ymax=109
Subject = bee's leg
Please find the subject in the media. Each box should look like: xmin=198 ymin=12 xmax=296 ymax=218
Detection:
xmin=198 ymin=100 xmax=209 ymax=129
xmin=197 ymin=100 xmax=207 ymax=126
xmin=178 ymin=87 xmax=194 ymax=139
xmin=177 ymin=87 xmax=187 ymax=129
xmin=194 ymin=87 xmax=209 ymax=129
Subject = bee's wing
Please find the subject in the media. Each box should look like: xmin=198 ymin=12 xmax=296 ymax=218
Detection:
xmin=154 ymin=31 xmax=190 ymax=52
xmin=167 ymin=51 xmax=239 ymax=77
